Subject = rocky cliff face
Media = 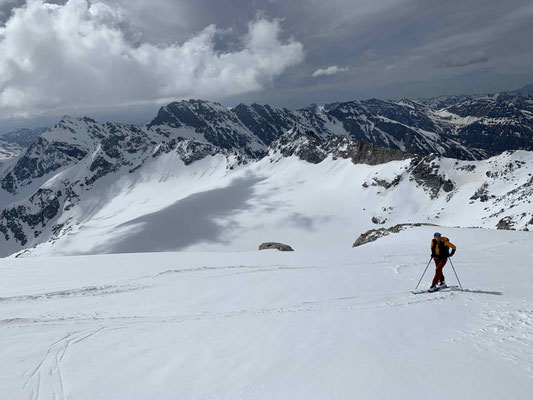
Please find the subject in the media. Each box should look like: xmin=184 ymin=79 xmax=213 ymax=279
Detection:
xmin=268 ymin=126 xmax=410 ymax=165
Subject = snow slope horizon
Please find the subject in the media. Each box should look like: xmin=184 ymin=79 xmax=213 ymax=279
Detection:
xmin=11 ymin=147 xmax=533 ymax=258
xmin=1 ymin=226 xmax=532 ymax=399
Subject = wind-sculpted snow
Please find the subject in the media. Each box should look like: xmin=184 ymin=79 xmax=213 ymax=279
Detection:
xmin=0 ymin=227 xmax=532 ymax=399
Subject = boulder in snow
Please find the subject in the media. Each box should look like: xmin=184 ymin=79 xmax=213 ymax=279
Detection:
xmin=259 ymin=242 xmax=294 ymax=251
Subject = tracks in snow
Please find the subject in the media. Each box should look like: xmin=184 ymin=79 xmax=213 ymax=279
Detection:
xmin=22 ymin=327 xmax=107 ymax=400
xmin=6 ymin=262 xmax=530 ymax=397
xmin=0 ymin=283 xmax=146 ymax=303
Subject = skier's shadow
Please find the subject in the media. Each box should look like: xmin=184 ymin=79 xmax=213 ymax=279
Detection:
xmin=452 ymin=288 xmax=503 ymax=296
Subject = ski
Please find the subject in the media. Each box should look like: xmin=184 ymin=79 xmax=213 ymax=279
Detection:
xmin=411 ymin=285 xmax=459 ymax=295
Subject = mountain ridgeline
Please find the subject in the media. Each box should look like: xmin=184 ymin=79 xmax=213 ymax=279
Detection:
xmin=0 ymin=88 xmax=532 ymax=257
xmin=147 ymin=91 xmax=533 ymax=160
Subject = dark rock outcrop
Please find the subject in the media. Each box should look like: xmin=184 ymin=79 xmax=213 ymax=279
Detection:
xmin=0 ymin=189 xmax=61 ymax=246
xmin=259 ymin=242 xmax=294 ymax=251
xmin=409 ymin=155 xmax=455 ymax=199
xmin=496 ymin=217 xmax=515 ymax=230
xmin=269 ymin=127 xmax=411 ymax=165
xmin=352 ymin=223 xmax=438 ymax=247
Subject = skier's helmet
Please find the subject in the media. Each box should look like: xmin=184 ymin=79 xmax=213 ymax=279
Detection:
xmin=434 ymin=232 xmax=441 ymax=238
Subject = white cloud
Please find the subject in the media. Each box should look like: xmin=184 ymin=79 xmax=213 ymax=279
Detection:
xmin=0 ymin=0 xmax=304 ymax=118
xmin=312 ymin=65 xmax=348 ymax=77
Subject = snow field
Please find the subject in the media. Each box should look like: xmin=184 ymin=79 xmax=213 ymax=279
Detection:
xmin=1 ymin=226 xmax=532 ymax=399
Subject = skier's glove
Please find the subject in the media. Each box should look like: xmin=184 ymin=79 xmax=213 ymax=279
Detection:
xmin=450 ymin=249 xmax=456 ymax=257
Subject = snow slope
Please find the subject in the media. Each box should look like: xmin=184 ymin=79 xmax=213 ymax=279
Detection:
xmin=1 ymin=225 xmax=532 ymax=399
xmin=15 ymin=148 xmax=533 ymax=257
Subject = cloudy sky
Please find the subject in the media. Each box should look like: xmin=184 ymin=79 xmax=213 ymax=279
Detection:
xmin=1 ymin=0 xmax=532 ymax=130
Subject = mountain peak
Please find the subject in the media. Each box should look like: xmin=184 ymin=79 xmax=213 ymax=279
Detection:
xmin=56 ymin=115 xmax=97 ymax=128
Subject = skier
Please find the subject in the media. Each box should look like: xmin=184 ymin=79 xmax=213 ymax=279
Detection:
xmin=429 ymin=232 xmax=456 ymax=292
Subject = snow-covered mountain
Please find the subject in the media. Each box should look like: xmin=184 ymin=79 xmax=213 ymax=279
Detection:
xmin=1 ymin=88 xmax=532 ymax=257
xmin=0 ymin=127 xmax=48 ymax=148
xmin=147 ymin=87 xmax=533 ymax=160
xmin=0 ymin=114 xmax=531 ymax=257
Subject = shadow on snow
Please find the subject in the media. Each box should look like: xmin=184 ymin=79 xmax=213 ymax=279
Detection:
xmin=96 ymin=175 xmax=265 ymax=254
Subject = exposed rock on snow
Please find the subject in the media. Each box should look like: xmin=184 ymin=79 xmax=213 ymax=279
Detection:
xmin=259 ymin=242 xmax=294 ymax=251
xmin=269 ymin=127 xmax=410 ymax=165
xmin=496 ymin=216 xmax=516 ymax=230
xmin=371 ymin=216 xmax=387 ymax=225
xmin=0 ymin=188 xmax=61 ymax=246
xmin=470 ymin=183 xmax=490 ymax=202
xmin=409 ymin=155 xmax=455 ymax=199
xmin=352 ymin=223 xmax=437 ymax=247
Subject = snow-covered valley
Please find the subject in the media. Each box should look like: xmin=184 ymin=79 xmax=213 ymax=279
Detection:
xmin=5 ymin=147 xmax=532 ymax=257
xmin=1 ymin=226 xmax=532 ymax=399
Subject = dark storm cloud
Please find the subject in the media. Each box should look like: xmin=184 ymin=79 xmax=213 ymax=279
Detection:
xmin=107 ymin=0 xmax=533 ymax=102
xmin=1 ymin=0 xmax=532 ymax=128
xmin=0 ymin=0 xmax=24 ymax=20
xmin=0 ymin=0 xmax=64 ymax=21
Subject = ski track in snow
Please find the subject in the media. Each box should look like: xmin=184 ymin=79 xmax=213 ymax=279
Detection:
xmin=0 ymin=265 xmax=307 ymax=305
xmin=22 ymin=327 xmax=108 ymax=400
xmin=1 ymin=228 xmax=532 ymax=399
xmin=12 ymin=285 xmax=529 ymax=399
xmin=10 ymin=289 xmax=461 ymax=399
xmin=0 ymin=283 xmax=147 ymax=303
xmin=11 ymin=281 xmax=522 ymax=395
xmin=9 ymin=287 xmax=533 ymax=397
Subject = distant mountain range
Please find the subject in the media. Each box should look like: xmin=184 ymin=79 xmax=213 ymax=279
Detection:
xmin=0 ymin=85 xmax=532 ymax=257
xmin=146 ymin=85 xmax=533 ymax=160
xmin=0 ymin=127 xmax=49 ymax=148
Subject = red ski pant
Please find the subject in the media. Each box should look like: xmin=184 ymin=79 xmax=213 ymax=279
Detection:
xmin=432 ymin=257 xmax=447 ymax=286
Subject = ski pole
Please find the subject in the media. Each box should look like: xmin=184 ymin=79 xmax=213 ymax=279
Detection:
xmin=414 ymin=258 xmax=433 ymax=291
xmin=449 ymin=258 xmax=463 ymax=291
